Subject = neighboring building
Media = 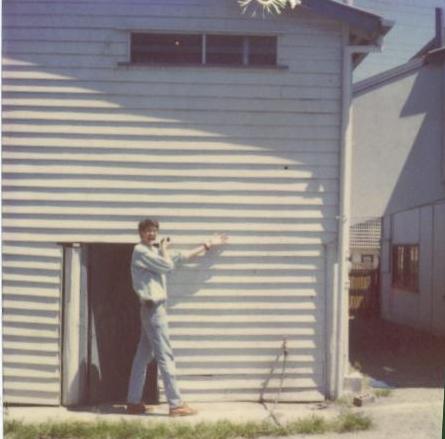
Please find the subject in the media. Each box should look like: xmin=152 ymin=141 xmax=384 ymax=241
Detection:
xmin=352 ymin=10 xmax=445 ymax=335
xmin=2 ymin=0 xmax=390 ymax=406
xmin=352 ymin=0 xmax=445 ymax=80
xmin=350 ymin=218 xmax=381 ymax=270
xmin=348 ymin=218 xmax=381 ymax=318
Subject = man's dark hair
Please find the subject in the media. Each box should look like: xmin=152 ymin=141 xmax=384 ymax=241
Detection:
xmin=138 ymin=218 xmax=160 ymax=235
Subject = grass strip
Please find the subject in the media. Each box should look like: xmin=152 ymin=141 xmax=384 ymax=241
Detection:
xmin=4 ymin=411 xmax=372 ymax=439
xmin=374 ymin=389 xmax=392 ymax=398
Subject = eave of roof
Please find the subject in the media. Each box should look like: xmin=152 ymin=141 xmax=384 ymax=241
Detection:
xmin=300 ymin=0 xmax=393 ymax=44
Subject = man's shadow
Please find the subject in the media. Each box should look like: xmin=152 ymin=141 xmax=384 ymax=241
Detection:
xmin=84 ymin=243 xmax=221 ymax=408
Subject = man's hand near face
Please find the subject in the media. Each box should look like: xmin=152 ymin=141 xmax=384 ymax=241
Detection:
xmin=159 ymin=237 xmax=172 ymax=262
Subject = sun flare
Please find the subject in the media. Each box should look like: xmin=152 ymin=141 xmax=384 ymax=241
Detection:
xmin=238 ymin=0 xmax=301 ymax=15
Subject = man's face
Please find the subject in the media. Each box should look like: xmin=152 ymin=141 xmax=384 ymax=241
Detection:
xmin=140 ymin=226 xmax=158 ymax=245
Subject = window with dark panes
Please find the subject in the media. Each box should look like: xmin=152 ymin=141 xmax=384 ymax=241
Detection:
xmin=206 ymin=35 xmax=244 ymax=65
xmin=392 ymin=244 xmax=419 ymax=292
xmin=248 ymin=36 xmax=277 ymax=66
xmin=131 ymin=33 xmax=202 ymax=64
xmin=129 ymin=33 xmax=277 ymax=67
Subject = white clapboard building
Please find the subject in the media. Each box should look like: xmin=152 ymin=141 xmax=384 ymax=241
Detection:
xmin=2 ymin=0 xmax=390 ymax=406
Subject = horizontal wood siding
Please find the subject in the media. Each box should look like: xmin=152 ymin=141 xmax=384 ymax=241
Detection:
xmin=2 ymin=242 xmax=63 ymax=405
xmin=3 ymin=0 xmax=342 ymax=403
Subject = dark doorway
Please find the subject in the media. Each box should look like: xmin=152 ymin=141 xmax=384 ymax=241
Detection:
xmin=86 ymin=244 xmax=158 ymax=404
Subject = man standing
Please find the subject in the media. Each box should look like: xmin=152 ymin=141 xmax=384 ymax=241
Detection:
xmin=126 ymin=218 xmax=228 ymax=416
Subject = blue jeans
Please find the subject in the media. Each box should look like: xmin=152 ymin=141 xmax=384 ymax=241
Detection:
xmin=127 ymin=301 xmax=182 ymax=408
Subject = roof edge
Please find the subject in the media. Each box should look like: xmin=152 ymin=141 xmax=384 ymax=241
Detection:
xmin=300 ymin=0 xmax=393 ymax=43
xmin=353 ymin=59 xmax=424 ymax=96
xmin=354 ymin=39 xmax=445 ymax=96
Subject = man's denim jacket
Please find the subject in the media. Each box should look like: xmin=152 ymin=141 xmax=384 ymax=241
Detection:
xmin=131 ymin=242 xmax=184 ymax=304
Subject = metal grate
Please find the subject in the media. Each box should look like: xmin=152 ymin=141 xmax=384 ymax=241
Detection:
xmin=350 ymin=218 xmax=382 ymax=249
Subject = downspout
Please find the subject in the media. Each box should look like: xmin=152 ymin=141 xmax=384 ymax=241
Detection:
xmin=330 ymin=26 xmax=382 ymax=399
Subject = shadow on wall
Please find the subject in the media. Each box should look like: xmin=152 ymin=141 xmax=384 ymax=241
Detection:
xmin=384 ymin=63 xmax=445 ymax=216
xmin=83 ymin=242 xmax=326 ymax=403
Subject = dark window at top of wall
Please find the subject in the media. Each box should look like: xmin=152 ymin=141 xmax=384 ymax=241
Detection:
xmin=206 ymin=35 xmax=244 ymax=65
xmin=248 ymin=36 xmax=277 ymax=66
xmin=391 ymin=244 xmax=419 ymax=292
xmin=130 ymin=33 xmax=277 ymax=67
xmin=131 ymin=33 xmax=202 ymax=64
xmin=206 ymin=35 xmax=277 ymax=66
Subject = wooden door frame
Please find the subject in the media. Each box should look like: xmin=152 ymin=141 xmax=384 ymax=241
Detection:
xmin=61 ymin=243 xmax=89 ymax=406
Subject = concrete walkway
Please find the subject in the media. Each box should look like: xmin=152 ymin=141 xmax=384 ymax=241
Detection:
xmin=4 ymin=388 xmax=444 ymax=439
xmin=4 ymin=400 xmax=338 ymax=425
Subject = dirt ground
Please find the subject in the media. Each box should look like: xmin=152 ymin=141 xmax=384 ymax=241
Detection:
xmin=296 ymin=316 xmax=445 ymax=439
xmin=276 ymin=316 xmax=445 ymax=439
xmin=349 ymin=316 xmax=445 ymax=389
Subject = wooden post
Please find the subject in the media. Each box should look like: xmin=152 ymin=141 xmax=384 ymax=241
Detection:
xmin=62 ymin=244 xmax=88 ymax=406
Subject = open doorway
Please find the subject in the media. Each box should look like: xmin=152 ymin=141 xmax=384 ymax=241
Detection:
xmin=86 ymin=244 xmax=158 ymax=405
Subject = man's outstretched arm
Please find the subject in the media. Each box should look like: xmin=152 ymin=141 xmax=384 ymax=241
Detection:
xmin=168 ymin=233 xmax=229 ymax=262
